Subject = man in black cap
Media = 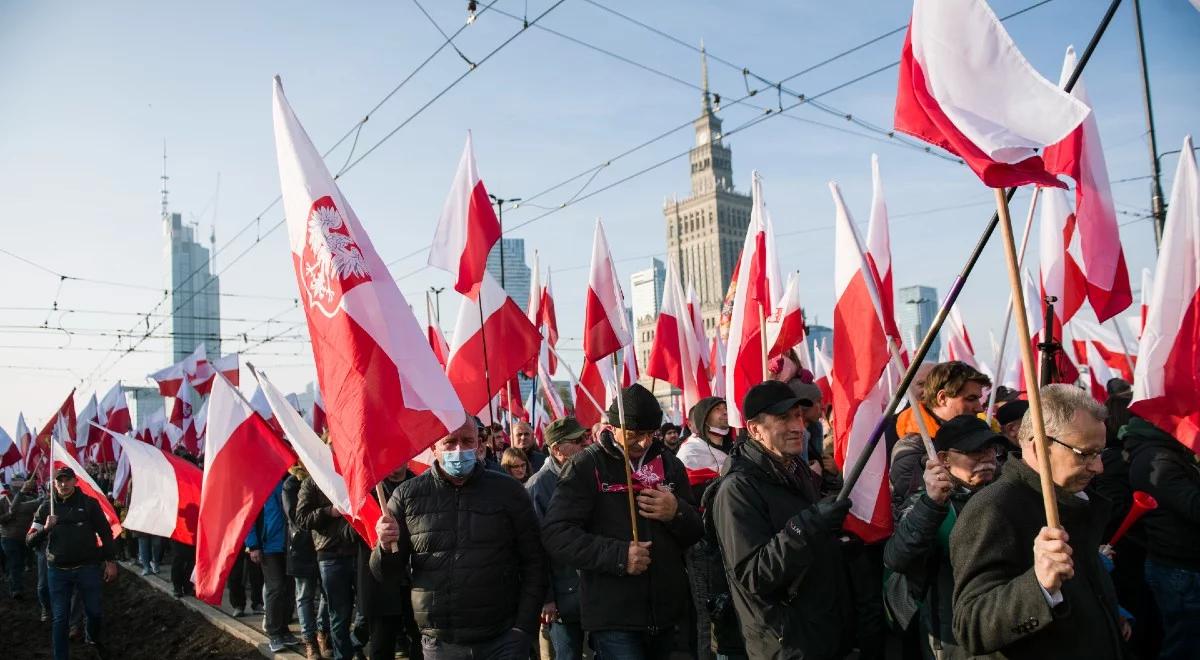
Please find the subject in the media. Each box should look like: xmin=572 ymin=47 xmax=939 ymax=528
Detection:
xmin=525 ymin=417 xmax=588 ymax=660
xmin=27 ymin=466 xmax=118 ymax=660
xmin=994 ymin=399 xmax=1029 ymax=454
xmin=710 ymin=381 xmax=854 ymax=659
xmin=883 ymin=415 xmax=1006 ymax=659
xmin=541 ymin=383 xmax=702 ymax=659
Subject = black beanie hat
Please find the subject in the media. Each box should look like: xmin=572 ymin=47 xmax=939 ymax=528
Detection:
xmin=606 ymin=383 xmax=663 ymax=431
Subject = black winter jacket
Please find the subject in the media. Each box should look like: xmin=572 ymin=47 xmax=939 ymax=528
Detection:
xmin=29 ymin=490 xmax=115 ymax=568
xmin=710 ymin=439 xmax=853 ymax=660
xmin=370 ymin=462 xmax=545 ymax=644
xmin=1122 ymin=417 xmax=1200 ymax=571
xmin=950 ymin=455 xmax=1124 ymax=659
xmin=526 ymin=454 xmax=581 ymax=623
xmin=295 ymin=477 xmax=357 ymax=558
xmin=541 ymin=433 xmax=702 ymax=633
xmin=281 ymin=474 xmax=317 ymax=578
xmin=358 ymin=475 xmax=411 ymax=619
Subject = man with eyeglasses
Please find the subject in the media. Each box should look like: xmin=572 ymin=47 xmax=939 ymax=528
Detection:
xmin=883 ymin=415 xmax=1006 ymax=659
xmin=950 ymin=385 xmax=1126 ymax=659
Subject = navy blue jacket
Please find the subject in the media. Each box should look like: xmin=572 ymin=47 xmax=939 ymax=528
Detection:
xmin=246 ymin=479 xmax=287 ymax=555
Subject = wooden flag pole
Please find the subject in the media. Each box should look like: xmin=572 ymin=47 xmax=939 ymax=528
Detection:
xmin=759 ymin=306 xmax=769 ymax=382
xmin=986 ymin=187 xmax=1041 ymax=424
xmin=374 ymin=483 xmax=399 ymax=553
xmin=612 ymin=353 xmax=640 ymax=544
xmin=996 ymin=188 xmax=1060 ymax=528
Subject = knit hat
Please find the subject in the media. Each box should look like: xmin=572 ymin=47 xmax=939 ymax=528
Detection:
xmin=545 ymin=417 xmax=587 ymax=446
xmin=606 ymin=383 xmax=663 ymax=431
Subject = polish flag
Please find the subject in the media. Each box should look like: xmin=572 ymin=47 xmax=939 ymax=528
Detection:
xmin=766 ymin=271 xmax=807 ymax=361
xmin=108 ymin=431 xmax=201 ymax=545
xmin=539 ymin=360 xmax=566 ymax=420
xmin=829 ymin=182 xmax=893 ymax=543
xmin=1039 ymin=187 xmax=1088 ymax=327
xmin=942 ymin=304 xmax=980 ymax=371
xmin=1069 ymin=318 xmax=1136 ymax=382
xmin=646 ymin=262 xmax=711 ymax=413
xmin=273 ymin=77 xmax=466 ymax=518
xmin=429 ymin=132 xmax=502 ymax=295
xmin=893 ymin=0 xmax=1089 ymax=188
xmin=446 ymin=272 xmax=542 ymax=416
xmin=1085 ymin=341 xmax=1117 ymax=404
xmin=253 ymin=368 xmax=381 ymax=547
xmin=500 ymin=377 xmax=527 ymax=422
xmin=191 ymin=353 xmax=240 ymax=396
xmin=573 ymin=358 xmax=615 ymax=430
xmin=865 ymin=154 xmax=905 ymax=349
xmin=1014 ymin=268 xmax=1046 ymax=391
xmin=311 ymin=389 xmax=328 ymax=437
xmin=15 ymin=414 xmax=32 ymax=473
xmin=97 ymin=383 xmax=129 ymax=463
xmin=1131 ymin=136 xmax=1200 ymax=454
xmin=524 ymin=253 xmax=547 ymax=378
xmin=408 ymin=446 xmax=436 ymax=476
xmin=0 ymin=427 xmax=20 ymax=470
xmin=426 ymin=292 xmax=451 ymax=369
xmin=1140 ymin=267 xmax=1154 ymax=340
xmin=50 ymin=439 xmax=122 ymax=539
xmin=583 ymin=220 xmax=632 ymax=363
xmin=167 ymin=379 xmax=200 ymax=456
xmin=685 ymin=283 xmax=710 ymax=371
xmin=675 ymin=435 xmax=728 ymax=487
xmin=542 ymin=270 xmax=560 ymax=375
xmin=193 ymin=398 xmax=209 ymax=454
xmin=75 ymin=394 xmax=103 ymax=460
xmin=33 ymin=391 xmax=76 ymax=473
xmin=1043 ymin=46 xmax=1132 ymax=322
xmin=194 ymin=374 xmax=296 ymax=605
xmin=725 ymin=172 xmax=777 ymax=427
xmin=708 ymin=336 xmax=727 ymax=398
xmin=149 ymin=345 xmax=208 ymax=397
xmin=621 ymin=346 xmax=640 ymax=388
xmin=248 ymin=383 xmax=286 ymax=439
xmin=112 ymin=452 xmax=131 ymax=504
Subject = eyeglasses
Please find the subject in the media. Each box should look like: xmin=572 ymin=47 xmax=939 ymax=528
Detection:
xmin=1046 ymin=436 xmax=1104 ymax=462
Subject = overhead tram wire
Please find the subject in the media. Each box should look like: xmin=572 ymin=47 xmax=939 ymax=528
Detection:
xmin=78 ymin=0 xmax=562 ymax=389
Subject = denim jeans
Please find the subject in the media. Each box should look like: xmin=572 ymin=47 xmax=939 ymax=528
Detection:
xmin=420 ymin=628 xmax=531 ymax=660
xmin=36 ymin=548 xmax=51 ymax=611
xmin=590 ymin=629 xmax=677 ymax=660
xmin=48 ymin=563 xmax=104 ymax=660
xmin=1 ymin=537 xmax=27 ymax=595
xmin=137 ymin=535 xmax=161 ymax=571
xmin=295 ymin=575 xmax=331 ymax=639
xmin=1144 ymin=560 xmax=1200 ymax=660
xmin=319 ymin=555 xmax=357 ymax=660
xmin=548 ymin=621 xmax=584 ymax=660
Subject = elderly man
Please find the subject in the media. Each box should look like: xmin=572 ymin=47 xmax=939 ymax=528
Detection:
xmin=512 ymin=421 xmax=547 ymax=473
xmin=373 ymin=417 xmax=546 ymax=660
xmin=711 ymin=381 xmax=854 ymax=659
xmin=541 ymin=384 xmax=702 ymax=659
xmin=884 ymin=415 xmax=1006 ymax=658
xmin=950 ymin=385 xmax=1125 ymax=658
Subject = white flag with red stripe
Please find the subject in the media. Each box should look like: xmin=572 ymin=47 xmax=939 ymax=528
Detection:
xmin=1131 ymin=136 xmax=1200 ymax=454
xmin=0 ymin=426 xmax=20 ymax=470
xmin=273 ymin=77 xmax=465 ymax=518
xmin=830 ymin=182 xmax=892 ymax=543
xmin=1043 ymin=45 xmax=1131 ymax=322
xmin=573 ymin=358 xmax=616 ymax=430
xmin=1140 ymin=267 xmax=1154 ymax=340
xmin=426 ymin=291 xmax=452 ymax=369
xmin=1069 ymin=318 xmax=1135 ymax=382
xmin=15 ymin=414 xmax=32 ymax=473
xmin=50 ymin=439 xmax=122 ymax=539
xmin=726 ymin=172 xmax=778 ymax=427
xmin=194 ymin=374 xmax=296 ymax=605
xmin=1039 ymin=187 xmax=1088 ymax=328
xmin=685 ymin=283 xmax=710 ymax=371
xmin=766 ymin=271 xmax=807 ymax=362
xmin=429 ymin=132 xmax=502 ymax=295
xmin=583 ymin=220 xmax=632 ymax=363
xmin=942 ymin=304 xmax=980 ymax=371
xmin=646 ymin=262 xmax=711 ymax=413
xmin=894 ymin=0 xmax=1088 ymax=188
xmin=191 ymin=353 xmax=240 ymax=396
xmin=149 ymin=345 xmax=206 ymax=397
xmin=75 ymin=394 xmax=102 ymax=460
xmin=812 ymin=339 xmax=833 ymax=407
xmin=542 ymin=269 xmax=560 ymax=375
xmin=865 ymin=155 xmax=905 ymax=349
xmin=109 ymin=430 xmax=201 ymax=545
xmin=1085 ymin=341 xmax=1117 ymax=403
xmin=708 ymin=336 xmax=727 ymax=398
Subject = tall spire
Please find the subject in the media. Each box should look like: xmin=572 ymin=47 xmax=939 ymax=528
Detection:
xmin=700 ymin=39 xmax=711 ymax=113
xmin=160 ymin=139 xmax=170 ymax=221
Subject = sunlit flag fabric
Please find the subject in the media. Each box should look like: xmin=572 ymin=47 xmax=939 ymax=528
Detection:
xmin=676 ymin=435 xmax=728 ymax=487
xmin=50 ymin=439 xmax=122 ymax=539
xmin=541 ymin=269 xmax=560 ymax=375
xmin=1043 ymin=46 xmax=1131 ymax=322
xmin=621 ymin=346 xmax=639 ymax=388
xmin=1131 ymin=136 xmax=1200 ymax=455
xmin=573 ymin=358 xmax=614 ymax=430
xmin=646 ymin=262 xmax=711 ymax=414
xmin=812 ymin=340 xmax=833 ymax=407
xmin=149 ymin=344 xmax=207 ymax=397
xmin=766 ymin=271 xmax=806 ymax=360
xmin=942 ymin=304 xmax=981 ymax=371
xmin=33 ymin=391 xmax=76 ymax=474
xmin=708 ymin=336 xmax=727 ymax=399
xmin=194 ymin=374 xmax=296 ymax=605
xmin=254 ymin=368 xmax=381 ymax=547
xmin=167 ymin=378 xmax=200 ymax=456
xmin=865 ymin=154 xmax=905 ymax=348
xmin=0 ymin=426 xmax=20 ymax=470
xmin=311 ymin=388 xmax=328 ymax=437
xmin=1140 ymin=267 xmax=1154 ymax=340
xmin=1085 ymin=341 xmax=1117 ymax=404
xmin=1039 ymin=187 xmax=1087 ymax=327
xmin=445 ymin=272 xmax=541 ymax=417
xmin=191 ymin=353 xmax=240 ymax=396
xmin=583 ymin=220 xmax=633 ymax=363
xmin=75 ymin=394 xmax=102 ymax=462
xmin=97 ymin=382 xmax=130 ymax=463
xmin=272 ymin=76 xmax=465 ymax=518
xmin=112 ymin=452 xmax=131 ymax=504
xmin=15 ymin=414 xmax=32 ymax=473
xmin=1069 ymin=318 xmax=1135 ymax=382
xmin=893 ymin=0 xmax=1089 ymax=188
xmin=426 ymin=297 xmax=452 ymax=369
xmin=428 ymin=132 xmax=502 ymax=295
xmin=109 ymin=431 xmax=201 ymax=545
xmin=830 ymin=182 xmax=893 ymax=543
xmin=685 ymin=283 xmax=710 ymax=372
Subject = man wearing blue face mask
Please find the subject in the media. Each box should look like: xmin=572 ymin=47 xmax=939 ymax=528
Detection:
xmin=371 ymin=416 xmax=547 ymax=660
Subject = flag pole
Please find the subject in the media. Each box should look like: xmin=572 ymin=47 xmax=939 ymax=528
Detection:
xmin=996 ymin=188 xmax=1059 ymax=528
xmin=837 ymin=0 xmax=1121 ymax=507
xmin=1109 ymin=318 xmax=1136 ymax=379
xmin=612 ymin=352 xmax=640 ymax=544
xmin=545 ymin=345 xmax=605 ymax=415
xmin=759 ymin=306 xmax=769 ymax=382
xmin=476 ymin=297 xmax=496 ymax=428
xmin=986 ymin=187 xmax=1041 ymax=424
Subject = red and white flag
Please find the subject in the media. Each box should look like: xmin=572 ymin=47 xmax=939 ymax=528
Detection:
xmin=1085 ymin=341 xmax=1117 ymax=404
xmin=194 ymin=374 xmax=295 ymax=605
xmin=830 ymin=182 xmax=893 ymax=543
xmin=621 ymin=346 xmax=639 ymax=388
xmin=524 ymin=252 xmax=546 ymax=378
xmin=1043 ymin=45 xmax=1131 ymax=322
xmin=111 ymin=452 xmax=131 ymax=504
xmin=273 ymin=77 xmax=466 ymax=518
xmin=685 ymin=283 xmax=710 ymax=371
xmin=50 ymin=439 xmax=122 ymax=539
xmin=253 ymin=368 xmax=381 ymax=547
xmin=425 ymin=291 xmax=452 ymax=369
xmin=583 ymin=220 xmax=632 ymax=363
xmin=150 ymin=345 xmax=206 ymax=397
xmin=646 ymin=262 xmax=712 ymax=413
xmin=109 ymin=430 xmax=201 ymax=545
xmin=1140 ymin=267 xmax=1154 ymax=340
xmin=725 ymin=172 xmax=778 ymax=427
xmin=942 ymin=304 xmax=980 ymax=371
xmin=1069 ymin=317 xmax=1135 ymax=383
xmin=167 ymin=378 xmax=200 ymax=456
xmin=0 ymin=426 xmax=20 ymax=470
xmin=97 ymin=383 xmax=130 ymax=463
xmin=766 ymin=271 xmax=807 ymax=361
xmin=541 ymin=269 xmax=560 ymax=375
xmin=538 ymin=360 xmax=566 ymax=420
xmin=75 ymin=394 xmax=103 ymax=460
xmin=894 ymin=0 xmax=1089 ymax=188
xmin=573 ymin=358 xmax=615 ymax=430
xmin=1039 ymin=187 xmax=1088 ymax=328
xmin=445 ymin=272 xmax=542 ymax=417
xmin=15 ymin=414 xmax=32 ymax=473
xmin=708 ymin=336 xmax=727 ymax=399
xmin=429 ymin=132 xmax=502 ymax=295
xmin=676 ymin=435 xmax=728 ymax=487
xmin=865 ymin=155 xmax=905 ymax=351
xmin=1131 ymin=136 xmax=1200 ymax=454
xmin=33 ymin=391 xmax=76 ymax=474
xmin=310 ymin=388 xmax=328 ymax=437
xmin=191 ymin=353 xmax=240 ymax=396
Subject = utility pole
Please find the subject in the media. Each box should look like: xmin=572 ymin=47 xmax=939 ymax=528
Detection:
xmin=489 ymin=194 xmax=521 ymax=289
xmin=1132 ymin=0 xmax=1166 ymax=249
xmin=429 ymin=287 xmax=445 ymax=325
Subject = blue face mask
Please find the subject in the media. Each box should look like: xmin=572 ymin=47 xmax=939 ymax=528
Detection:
xmin=440 ymin=449 xmax=477 ymax=479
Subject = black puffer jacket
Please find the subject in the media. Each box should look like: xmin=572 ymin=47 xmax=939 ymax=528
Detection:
xmin=370 ymin=462 xmax=545 ymax=644
xmin=295 ymin=476 xmax=357 ymax=558
xmin=358 ymin=475 xmax=411 ymax=618
xmin=1123 ymin=417 xmax=1200 ymax=571
xmin=541 ymin=432 xmax=702 ymax=633
xmin=710 ymin=438 xmax=853 ymax=660
xmin=281 ymin=473 xmax=317 ymax=578
xmin=28 ymin=490 xmax=115 ymax=568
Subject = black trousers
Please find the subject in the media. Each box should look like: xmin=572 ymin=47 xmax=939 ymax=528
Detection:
xmin=170 ymin=541 xmax=195 ymax=594
xmin=367 ymin=588 xmax=421 ymax=660
xmin=227 ymin=551 xmax=264 ymax=609
xmin=261 ymin=553 xmax=295 ymax=637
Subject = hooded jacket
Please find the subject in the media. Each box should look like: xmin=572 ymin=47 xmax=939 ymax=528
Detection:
xmin=246 ymin=478 xmax=287 ymax=555
xmin=541 ymin=432 xmax=702 ymax=632
xmin=526 ymin=451 xmax=582 ymax=623
xmin=1121 ymin=417 xmax=1200 ymax=571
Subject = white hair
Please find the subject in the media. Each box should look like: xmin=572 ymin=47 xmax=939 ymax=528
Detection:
xmin=1018 ymin=384 xmax=1106 ymax=444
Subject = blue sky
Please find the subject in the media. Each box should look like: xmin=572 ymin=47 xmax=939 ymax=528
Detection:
xmin=0 ymin=0 xmax=1196 ymax=428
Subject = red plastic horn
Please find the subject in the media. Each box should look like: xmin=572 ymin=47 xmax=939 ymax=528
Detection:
xmin=1108 ymin=491 xmax=1158 ymax=545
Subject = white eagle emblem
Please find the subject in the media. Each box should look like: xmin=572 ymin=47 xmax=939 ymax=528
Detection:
xmin=302 ymin=198 xmax=370 ymax=318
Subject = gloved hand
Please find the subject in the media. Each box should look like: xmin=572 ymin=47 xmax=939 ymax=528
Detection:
xmin=790 ymin=497 xmax=853 ymax=538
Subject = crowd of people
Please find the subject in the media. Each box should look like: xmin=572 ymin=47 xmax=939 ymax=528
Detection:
xmin=1 ymin=359 xmax=1197 ymax=660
